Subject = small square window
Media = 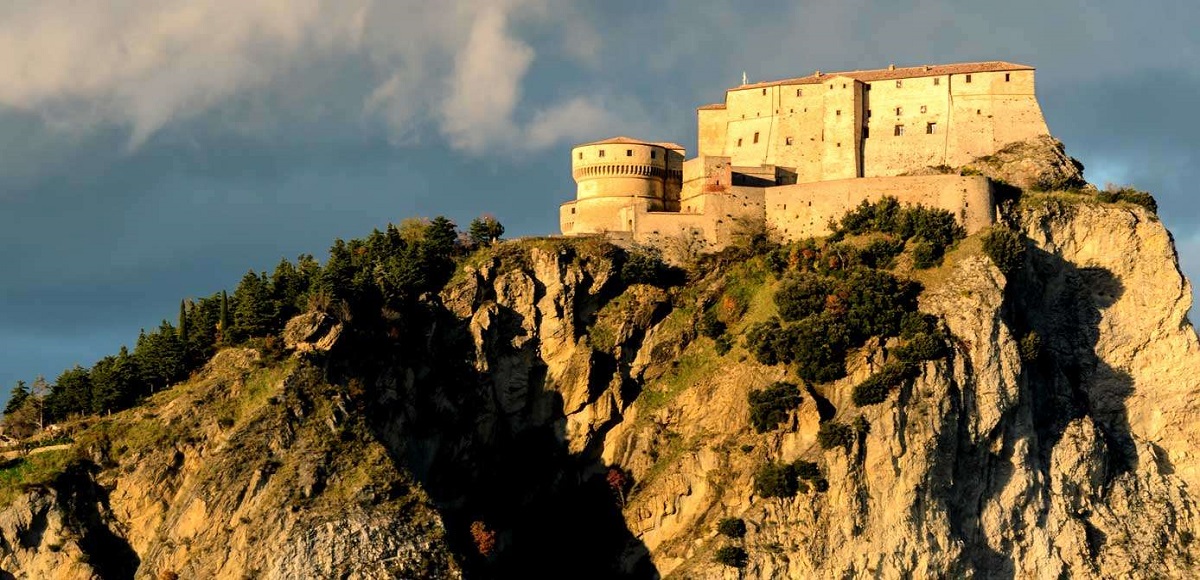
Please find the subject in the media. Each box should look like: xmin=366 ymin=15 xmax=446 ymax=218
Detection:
xmin=842 ymin=83 xmax=846 ymax=89
xmin=829 ymin=83 xmax=833 ymax=89
xmin=966 ymin=74 xmax=973 ymax=83
xmin=599 ymin=150 xmax=606 ymax=157
xmin=894 ymin=125 xmax=905 ymax=136
xmin=626 ymin=149 xmax=633 ymax=157
xmin=786 ymin=136 xmax=794 ymax=145
xmin=796 ymin=89 xmax=802 ymax=97
xmin=896 ymin=80 xmax=903 ymax=88
xmin=1005 ymin=73 xmax=1011 ymax=82
xmin=927 ymin=122 xmax=938 ymax=134
xmin=571 ymin=207 xmax=576 ymax=214
xmin=934 ymin=77 xmax=941 ymax=86
xmin=737 ymin=138 xmax=743 ymax=147
xmin=895 ymin=107 xmax=903 ymax=115
xmin=650 ymin=151 xmax=656 ymax=159
xmin=977 ymin=109 xmax=982 ymax=115
xmin=836 ymin=110 xmax=842 ymax=116
xmin=753 ymin=132 xmax=760 ymax=144
xmin=837 ymin=142 xmax=841 ymax=147
xmin=578 ymin=152 xmax=583 ymax=160
xmin=920 ymin=105 xmax=927 ymax=113
xmin=762 ymin=88 xmax=767 ymax=95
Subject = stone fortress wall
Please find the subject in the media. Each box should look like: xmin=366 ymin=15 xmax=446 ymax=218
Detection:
xmin=560 ymin=61 xmax=1051 ymax=250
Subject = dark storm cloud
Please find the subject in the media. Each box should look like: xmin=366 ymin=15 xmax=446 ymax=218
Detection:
xmin=0 ymin=0 xmax=1196 ymax=395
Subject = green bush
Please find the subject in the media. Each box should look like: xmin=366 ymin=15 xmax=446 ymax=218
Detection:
xmin=910 ymin=240 xmax=937 ymax=269
xmin=714 ymin=335 xmax=732 ymax=356
xmin=851 ymin=361 xmax=919 ymax=406
xmin=792 ymin=460 xmax=820 ymax=480
xmin=1097 ymin=187 xmax=1158 ymax=213
xmin=775 ymin=273 xmax=833 ymax=321
xmin=621 ymin=250 xmax=668 ymax=285
xmin=892 ymin=332 xmax=947 ymax=363
xmin=833 ymin=197 xmax=965 ymax=263
xmin=899 ymin=312 xmax=938 ymax=339
xmin=699 ymin=308 xmax=727 ymax=339
xmin=748 ymin=382 xmax=804 ymax=433
xmin=717 ymin=517 xmax=747 ymax=539
xmin=981 ymin=227 xmax=1026 ymax=276
xmin=816 ymin=421 xmax=856 ymax=450
xmin=859 ymin=238 xmax=905 ymax=269
xmin=753 ymin=461 xmax=800 ymax=498
xmin=714 ymin=546 xmax=748 ymax=568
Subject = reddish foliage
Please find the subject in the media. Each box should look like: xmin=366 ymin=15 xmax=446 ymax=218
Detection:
xmin=470 ymin=521 xmax=496 ymax=557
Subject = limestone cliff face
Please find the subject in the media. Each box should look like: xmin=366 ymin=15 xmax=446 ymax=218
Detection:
xmin=1 ymin=196 xmax=1197 ymax=579
xmin=610 ymin=199 xmax=1200 ymax=578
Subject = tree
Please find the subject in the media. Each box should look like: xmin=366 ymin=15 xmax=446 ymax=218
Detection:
xmin=467 ymin=214 xmax=505 ymax=247
xmin=231 ymin=271 xmax=277 ymax=342
xmin=46 ymin=366 xmax=91 ymax=422
xmin=178 ymin=300 xmax=189 ymax=344
xmin=135 ymin=321 xmax=187 ymax=391
xmin=219 ymin=290 xmax=231 ymax=345
xmin=469 ymin=521 xmax=497 ymax=557
xmin=90 ymin=347 xmax=143 ymax=415
xmin=3 ymin=381 xmax=28 ymax=416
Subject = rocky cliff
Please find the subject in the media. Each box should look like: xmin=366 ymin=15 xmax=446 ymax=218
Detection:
xmin=0 ymin=175 xmax=1197 ymax=578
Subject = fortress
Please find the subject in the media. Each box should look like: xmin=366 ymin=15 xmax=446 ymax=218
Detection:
xmin=559 ymin=61 xmax=1051 ymax=249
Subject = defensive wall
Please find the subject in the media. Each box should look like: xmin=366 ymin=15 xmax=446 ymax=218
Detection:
xmin=765 ymin=175 xmax=996 ymax=242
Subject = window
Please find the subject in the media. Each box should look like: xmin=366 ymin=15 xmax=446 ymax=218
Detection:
xmin=934 ymin=77 xmax=940 ymax=86
xmin=829 ymin=84 xmax=833 ymax=89
xmin=977 ymin=109 xmax=982 ymax=115
xmin=571 ymin=207 xmax=576 ymax=214
xmin=626 ymin=149 xmax=633 ymax=156
xmin=753 ymin=132 xmax=760 ymax=144
xmin=863 ymin=127 xmax=870 ymax=138
xmin=868 ymin=109 xmax=872 ymax=118
xmin=1005 ymin=73 xmax=1011 ymax=82
xmin=578 ymin=152 xmax=583 ymax=160
xmin=896 ymin=80 xmax=903 ymax=88
xmin=651 ymin=151 xmax=656 ymax=159
xmin=599 ymin=150 xmax=606 ymax=157
xmin=796 ymin=88 xmax=802 ymax=97
xmin=785 ymin=136 xmax=794 ymax=145
xmin=920 ymin=105 xmax=927 ymax=113
xmin=762 ymin=88 xmax=767 ymax=95
xmin=894 ymin=125 xmax=905 ymax=136
xmin=927 ymin=122 xmax=937 ymax=134
xmin=836 ymin=109 xmax=842 ymax=116
xmin=737 ymin=138 xmax=743 ymax=147
xmin=965 ymin=74 xmax=972 ymax=83
xmin=842 ymin=83 xmax=847 ymax=89
xmin=895 ymin=107 xmax=903 ymax=115
xmin=837 ymin=142 xmax=841 ymax=147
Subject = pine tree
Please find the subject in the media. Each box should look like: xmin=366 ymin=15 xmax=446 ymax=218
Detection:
xmin=4 ymin=381 xmax=29 ymax=415
xmin=232 ymin=271 xmax=277 ymax=341
xmin=467 ymin=214 xmax=505 ymax=247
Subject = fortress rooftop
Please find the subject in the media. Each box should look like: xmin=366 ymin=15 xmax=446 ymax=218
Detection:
xmin=733 ymin=60 xmax=1034 ymax=90
xmin=574 ymin=136 xmax=686 ymax=150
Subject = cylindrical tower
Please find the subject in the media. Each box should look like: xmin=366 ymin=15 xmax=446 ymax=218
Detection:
xmin=566 ymin=137 xmax=670 ymax=234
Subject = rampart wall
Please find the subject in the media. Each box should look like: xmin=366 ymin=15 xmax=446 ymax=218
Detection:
xmin=765 ymin=175 xmax=995 ymax=241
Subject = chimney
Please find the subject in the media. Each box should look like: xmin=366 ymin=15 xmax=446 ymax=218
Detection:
xmin=815 ymin=70 xmax=822 ymax=77
xmin=888 ymin=63 xmax=896 ymax=71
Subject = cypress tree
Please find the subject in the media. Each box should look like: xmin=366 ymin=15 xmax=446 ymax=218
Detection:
xmin=219 ymin=290 xmax=230 ymax=344
xmin=178 ymin=300 xmax=189 ymax=344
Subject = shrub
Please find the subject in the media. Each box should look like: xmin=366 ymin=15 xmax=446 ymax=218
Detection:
xmin=699 ymin=308 xmax=727 ymax=339
xmin=775 ymin=273 xmax=833 ymax=321
xmin=470 ymin=521 xmax=497 ymax=557
xmin=753 ymin=461 xmax=800 ymax=498
xmin=981 ymin=227 xmax=1026 ymax=276
xmin=834 ymin=198 xmax=965 ymax=261
xmin=788 ymin=315 xmax=851 ymax=384
xmin=910 ymin=240 xmax=937 ymax=269
xmin=899 ymin=312 xmax=938 ymax=339
xmin=717 ymin=517 xmax=747 ymax=538
xmin=748 ymin=382 xmax=804 ymax=433
xmin=792 ymin=460 xmax=820 ymax=480
xmin=859 ymin=238 xmax=905 ymax=269
xmin=714 ymin=546 xmax=748 ymax=568
xmin=1019 ymin=331 xmax=1042 ymax=362
xmin=892 ymin=332 xmax=947 ymax=363
xmin=816 ymin=422 xmax=856 ymax=450
xmin=1097 ymin=186 xmax=1158 ymax=213
xmin=714 ymin=335 xmax=732 ymax=355
xmin=852 ymin=361 xmax=919 ymax=406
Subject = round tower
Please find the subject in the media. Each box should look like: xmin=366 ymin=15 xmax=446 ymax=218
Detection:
xmin=564 ymin=137 xmax=671 ymax=235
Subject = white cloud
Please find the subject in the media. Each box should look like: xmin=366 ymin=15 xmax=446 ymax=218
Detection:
xmin=0 ymin=0 xmax=626 ymax=154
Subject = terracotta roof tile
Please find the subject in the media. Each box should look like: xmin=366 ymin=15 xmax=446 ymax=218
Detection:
xmin=735 ymin=61 xmax=1034 ymax=91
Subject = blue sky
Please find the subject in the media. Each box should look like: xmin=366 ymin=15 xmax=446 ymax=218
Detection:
xmin=0 ymin=0 xmax=1198 ymax=393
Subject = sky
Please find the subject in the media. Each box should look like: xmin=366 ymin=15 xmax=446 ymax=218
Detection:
xmin=0 ymin=0 xmax=1197 ymax=394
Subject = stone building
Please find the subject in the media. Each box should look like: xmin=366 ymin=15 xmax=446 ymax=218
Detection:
xmin=559 ymin=61 xmax=1051 ymax=248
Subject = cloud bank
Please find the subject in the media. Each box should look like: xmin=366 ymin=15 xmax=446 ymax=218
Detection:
xmin=0 ymin=0 xmax=627 ymax=153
